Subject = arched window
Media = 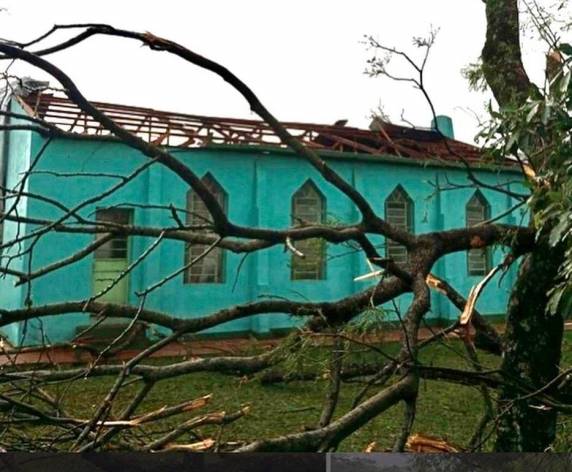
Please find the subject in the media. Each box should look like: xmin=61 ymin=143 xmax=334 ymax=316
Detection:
xmin=184 ymin=174 xmax=227 ymax=284
xmin=384 ymin=185 xmax=413 ymax=266
xmin=466 ymin=191 xmax=491 ymax=275
xmin=291 ymin=180 xmax=326 ymax=280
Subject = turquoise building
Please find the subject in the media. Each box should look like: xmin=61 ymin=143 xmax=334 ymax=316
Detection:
xmin=0 ymin=88 xmax=524 ymax=346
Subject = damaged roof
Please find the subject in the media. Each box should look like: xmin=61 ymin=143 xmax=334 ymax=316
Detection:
xmin=16 ymin=92 xmax=484 ymax=163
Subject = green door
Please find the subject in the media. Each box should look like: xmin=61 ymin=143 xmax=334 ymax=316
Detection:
xmin=92 ymin=208 xmax=131 ymax=305
xmin=93 ymin=258 xmax=129 ymax=303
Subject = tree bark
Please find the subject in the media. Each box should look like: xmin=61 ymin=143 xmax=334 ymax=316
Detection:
xmin=481 ymin=0 xmax=535 ymax=106
xmin=480 ymin=0 xmax=565 ymax=451
xmin=495 ymin=237 xmax=564 ymax=451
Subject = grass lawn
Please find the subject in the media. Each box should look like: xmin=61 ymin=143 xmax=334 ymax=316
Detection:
xmin=10 ymin=330 xmax=572 ymax=451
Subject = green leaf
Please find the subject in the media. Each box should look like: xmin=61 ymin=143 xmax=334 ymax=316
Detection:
xmin=506 ymin=131 xmax=519 ymax=151
xmin=548 ymin=285 xmax=565 ymax=315
xmin=526 ymin=102 xmax=540 ymax=123
xmin=559 ymin=71 xmax=571 ymax=95
xmin=559 ymin=287 xmax=572 ymax=318
xmin=549 ymin=216 xmax=569 ymax=247
xmin=542 ymin=102 xmax=552 ymax=125
xmin=559 ymin=43 xmax=572 ymax=57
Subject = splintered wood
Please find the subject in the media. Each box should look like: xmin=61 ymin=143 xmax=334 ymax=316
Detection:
xmin=406 ymin=433 xmax=461 ymax=453
xmin=425 ymin=263 xmax=502 ymax=331
xmin=459 ymin=264 xmax=502 ymax=327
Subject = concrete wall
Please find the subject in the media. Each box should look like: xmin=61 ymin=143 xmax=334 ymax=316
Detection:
xmin=0 ymin=101 xmax=34 ymax=343
xmin=0 ymin=123 xmax=524 ymax=345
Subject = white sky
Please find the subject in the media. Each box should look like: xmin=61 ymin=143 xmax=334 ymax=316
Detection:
xmin=0 ymin=0 xmax=558 ymax=144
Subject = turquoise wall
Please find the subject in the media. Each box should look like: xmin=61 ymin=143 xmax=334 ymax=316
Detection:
xmin=0 ymin=106 xmax=34 ymax=344
xmin=0 ymin=120 xmax=524 ymax=346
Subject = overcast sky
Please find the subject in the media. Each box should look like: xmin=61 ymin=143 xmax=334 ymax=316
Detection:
xmin=0 ymin=0 xmax=560 ymax=144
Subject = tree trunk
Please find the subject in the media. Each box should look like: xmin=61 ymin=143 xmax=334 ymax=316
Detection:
xmin=479 ymin=0 xmax=567 ymax=452
xmin=495 ymin=236 xmax=564 ymax=451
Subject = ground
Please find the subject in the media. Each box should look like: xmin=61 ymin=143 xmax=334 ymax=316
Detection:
xmin=7 ymin=332 xmax=572 ymax=452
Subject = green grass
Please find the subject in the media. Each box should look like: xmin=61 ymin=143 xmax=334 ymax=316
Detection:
xmin=9 ymin=331 xmax=572 ymax=451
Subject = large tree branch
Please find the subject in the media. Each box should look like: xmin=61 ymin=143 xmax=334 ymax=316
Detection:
xmin=0 ymin=275 xmax=407 ymax=333
xmin=1 ymin=26 xmax=415 ymax=249
xmin=236 ymin=375 xmax=415 ymax=452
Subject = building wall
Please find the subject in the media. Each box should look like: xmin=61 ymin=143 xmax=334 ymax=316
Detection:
xmin=0 ymin=104 xmax=34 ymax=344
xmin=0 ymin=128 xmax=524 ymax=345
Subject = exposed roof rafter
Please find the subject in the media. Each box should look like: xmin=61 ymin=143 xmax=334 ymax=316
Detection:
xmin=17 ymin=92 xmax=484 ymax=162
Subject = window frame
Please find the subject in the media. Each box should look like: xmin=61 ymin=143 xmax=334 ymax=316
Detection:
xmin=290 ymin=179 xmax=327 ymax=281
xmin=384 ymin=185 xmax=414 ymax=266
xmin=183 ymin=173 xmax=227 ymax=284
xmin=465 ymin=190 xmax=492 ymax=276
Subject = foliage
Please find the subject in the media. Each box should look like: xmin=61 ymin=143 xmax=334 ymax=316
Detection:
xmin=461 ymin=60 xmax=489 ymax=93
xmin=480 ymin=43 xmax=572 ymax=316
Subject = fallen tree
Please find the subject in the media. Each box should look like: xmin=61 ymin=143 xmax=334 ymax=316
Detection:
xmin=0 ymin=0 xmax=570 ymax=452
